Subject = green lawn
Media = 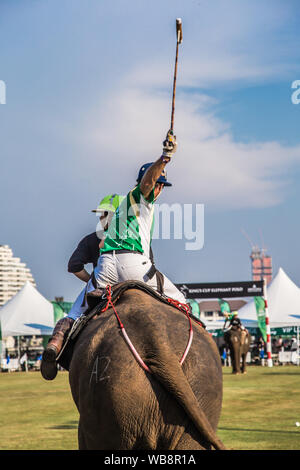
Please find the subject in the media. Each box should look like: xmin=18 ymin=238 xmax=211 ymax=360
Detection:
xmin=0 ymin=365 xmax=299 ymax=450
xmin=219 ymin=366 xmax=300 ymax=450
xmin=0 ymin=371 xmax=78 ymax=450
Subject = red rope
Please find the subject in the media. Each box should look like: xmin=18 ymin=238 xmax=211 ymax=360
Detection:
xmin=166 ymin=298 xmax=205 ymax=328
xmin=101 ymin=285 xmax=124 ymax=328
xmin=166 ymin=297 xmax=191 ymax=316
xmin=101 ymin=285 xmax=150 ymax=372
xmin=100 ymin=286 xmax=197 ymax=373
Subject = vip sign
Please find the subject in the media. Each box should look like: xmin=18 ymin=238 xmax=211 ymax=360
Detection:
xmin=0 ymin=80 xmax=6 ymax=104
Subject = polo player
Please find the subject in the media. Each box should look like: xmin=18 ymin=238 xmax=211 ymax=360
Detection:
xmin=41 ymin=131 xmax=186 ymax=380
xmin=223 ymin=311 xmax=246 ymax=331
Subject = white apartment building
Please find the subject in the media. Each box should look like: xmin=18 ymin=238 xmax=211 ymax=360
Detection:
xmin=0 ymin=245 xmax=36 ymax=306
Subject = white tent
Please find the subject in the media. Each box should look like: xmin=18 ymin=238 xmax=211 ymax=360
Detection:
xmin=238 ymin=268 xmax=300 ymax=327
xmin=0 ymin=281 xmax=54 ymax=337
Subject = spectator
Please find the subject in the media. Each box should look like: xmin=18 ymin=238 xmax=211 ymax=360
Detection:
xmin=259 ymin=345 xmax=265 ymax=366
xmin=277 ymin=336 xmax=283 ymax=352
xmin=291 ymin=337 xmax=298 ymax=351
xmin=220 ymin=347 xmax=227 ymax=366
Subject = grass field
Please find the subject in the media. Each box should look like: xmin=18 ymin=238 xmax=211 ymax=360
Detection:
xmin=219 ymin=366 xmax=300 ymax=450
xmin=0 ymin=365 xmax=299 ymax=450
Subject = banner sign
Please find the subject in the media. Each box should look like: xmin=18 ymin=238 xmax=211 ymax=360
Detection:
xmin=270 ymin=326 xmax=299 ymax=337
xmin=175 ymin=281 xmax=264 ymax=299
xmin=254 ymin=296 xmax=267 ymax=342
xmin=51 ymin=301 xmax=73 ymax=323
xmin=218 ymin=298 xmax=231 ymax=314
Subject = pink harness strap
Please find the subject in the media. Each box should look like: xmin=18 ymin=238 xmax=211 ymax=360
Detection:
xmin=166 ymin=297 xmax=194 ymax=366
xmin=101 ymin=285 xmax=195 ymax=374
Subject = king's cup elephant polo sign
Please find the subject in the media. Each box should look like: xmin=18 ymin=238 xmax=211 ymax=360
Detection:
xmin=176 ymin=281 xmax=264 ymax=299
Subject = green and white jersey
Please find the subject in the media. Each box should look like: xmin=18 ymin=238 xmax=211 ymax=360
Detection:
xmin=100 ymin=184 xmax=155 ymax=258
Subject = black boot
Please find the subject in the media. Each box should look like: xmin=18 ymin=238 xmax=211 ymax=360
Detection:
xmin=41 ymin=317 xmax=74 ymax=380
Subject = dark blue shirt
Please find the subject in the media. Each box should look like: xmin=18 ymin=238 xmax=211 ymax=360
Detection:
xmin=68 ymin=232 xmax=101 ymax=273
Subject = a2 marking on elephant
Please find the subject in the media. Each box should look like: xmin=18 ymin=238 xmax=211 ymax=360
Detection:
xmin=67 ymin=285 xmax=226 ymax=450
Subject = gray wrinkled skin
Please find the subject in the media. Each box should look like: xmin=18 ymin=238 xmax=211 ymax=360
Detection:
xmin=69 ymin=289 xmax=226 ymax=450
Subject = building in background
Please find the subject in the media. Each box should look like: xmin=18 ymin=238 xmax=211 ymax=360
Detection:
xmin=250 ymin=245 xmax=262 ymax=281
xmin=198 ymin=299 xmax=247 ymax=323
xmin=242 ymin=230 xmax=273 ymax=285
xmin=260 ymin=248 xmax=272 ymax=285
xmin=250 ymin=246 xmax=272 ymax=285
xmin=0 ymin=245 xmax=36 ymax=306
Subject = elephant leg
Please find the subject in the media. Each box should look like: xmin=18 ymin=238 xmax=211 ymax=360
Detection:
xmin=241 ymin=352 xmax=247 ymax=374
xmin=230 ymin=349 xmax=237 ymax=374
xmin=228 ymin=347 xmax=235 ymax=373
xmin=237 ymin=347 xmax=241 ymax=374
xmin=230 ymin=346 xmax=240 ymax=374
xmin=233 ymin=356 xmax=240 ymax=374
xmin=78 ymin=419 xmax=88 ymax=450
xmin=228 ymin=335 xmax=241 ymax=374
xmin=240 ymin=353 xmax=244 ymax=373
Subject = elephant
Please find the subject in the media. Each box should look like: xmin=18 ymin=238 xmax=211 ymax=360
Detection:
xmin=224 ymin=327 xmax=250 ymax=374
xmin=68 ymin=286 xmax=226 ymax=450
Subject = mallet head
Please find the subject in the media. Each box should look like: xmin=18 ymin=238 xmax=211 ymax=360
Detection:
xmin=176 ymin=18 xmax=183 ymax=44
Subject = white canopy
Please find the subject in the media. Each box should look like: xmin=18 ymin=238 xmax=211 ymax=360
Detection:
xmin=0 ymin=281 xmax=54 ymax=337
xmin=238 ymin=268 xmax=300 ymax=327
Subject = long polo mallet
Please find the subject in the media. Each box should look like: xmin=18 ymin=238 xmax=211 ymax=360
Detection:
xmin=170 ymin=18 xmax=183 ymax=135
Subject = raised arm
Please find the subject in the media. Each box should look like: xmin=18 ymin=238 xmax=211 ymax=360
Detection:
xmin=140 ymin=157 xmax=169 ymax=199
xmin=140 ymin=131 xmax=177 ymax=199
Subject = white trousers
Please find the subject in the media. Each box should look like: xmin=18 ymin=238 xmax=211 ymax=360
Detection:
xmin=68 ymin=252 xmax=186 ymax=320
xmin=67 ymin=288 xmax=87 ymax=321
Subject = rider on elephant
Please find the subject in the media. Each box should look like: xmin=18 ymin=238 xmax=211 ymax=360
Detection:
xmin=66 ymin=193 xmax=125 ymax=320
xmin=41 ymin=131 xmax=186 ymax=380
xmin=223 ymin=311 xmax=246 ymax=331
xmin=41 ymin=193 xmax=124 ymax=380
xmin=68 ymin=194 xmax=125 ymax=282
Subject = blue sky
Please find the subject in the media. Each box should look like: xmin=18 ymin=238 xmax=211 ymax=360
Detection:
xmin=1 ymin=0 xmax=300 ymax=301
